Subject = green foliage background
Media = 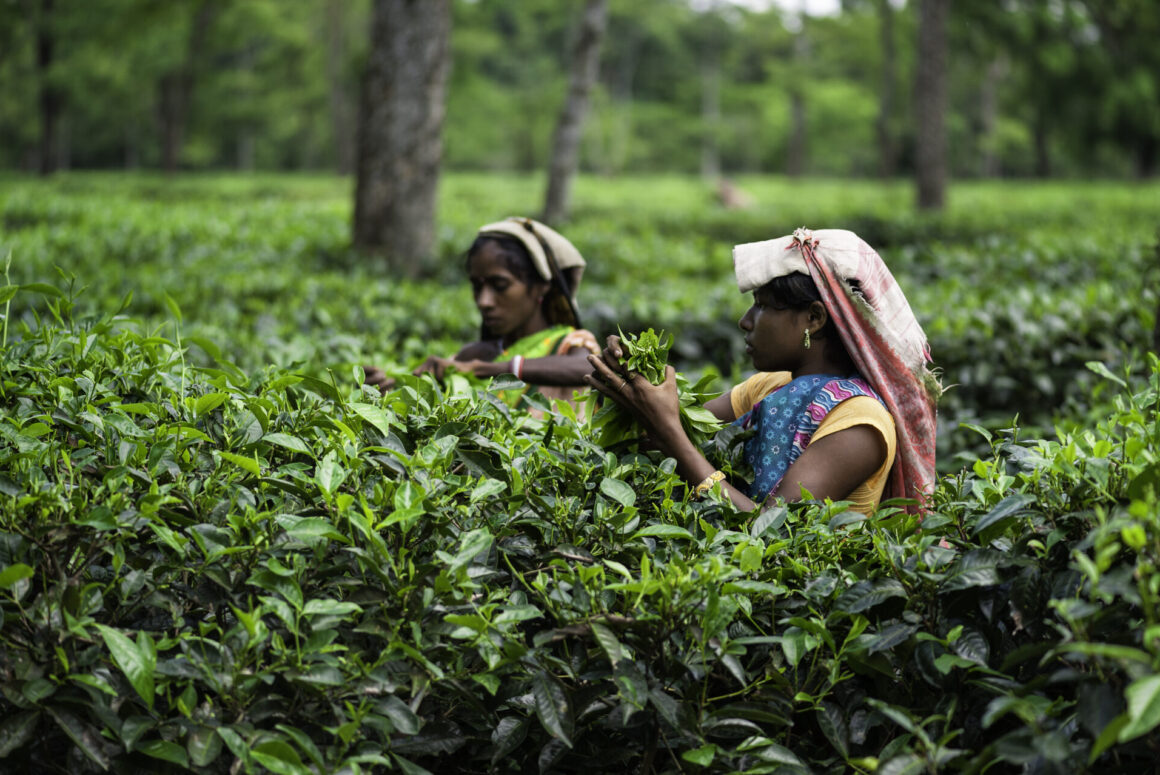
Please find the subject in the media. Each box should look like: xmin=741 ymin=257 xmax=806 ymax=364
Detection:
xmin=4 ymin=0 xmax=1159 ymax=178
xmin=0 ymin=173 xmax=1159 ymax=772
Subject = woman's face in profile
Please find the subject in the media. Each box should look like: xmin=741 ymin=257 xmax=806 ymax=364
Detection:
xmin=739 ymin=289 xmax=811 ymax=373
xmin=468 ymin=241 xmax=546 ymax=340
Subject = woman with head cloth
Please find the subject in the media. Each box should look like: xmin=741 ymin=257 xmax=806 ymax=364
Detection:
xmin=365 ymin=217 xmax=601 ymax=410
xmin=586 ymin=228 xmax=939 ymax=514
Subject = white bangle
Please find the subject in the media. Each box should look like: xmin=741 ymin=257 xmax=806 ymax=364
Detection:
xmin=511 ymin=355 xmax=524 ymax=379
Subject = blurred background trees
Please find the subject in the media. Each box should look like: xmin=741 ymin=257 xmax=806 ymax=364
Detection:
xmin=1 ymin=0 xmax=1155 ymax=183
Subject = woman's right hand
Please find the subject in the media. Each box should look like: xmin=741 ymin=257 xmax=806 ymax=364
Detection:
xmin=412 ymin=356 xmax=456 ymax=381
xmin=362 ymin=365 xmax=396 ymax=394
xmin=585 ymin=335 xmax=684 ymax=446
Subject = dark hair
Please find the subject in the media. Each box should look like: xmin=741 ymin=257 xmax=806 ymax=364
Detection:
xmin=466 ymin=235 xmax=580 ymax=338
xmin=466 ymin=235 xmax=540 ymax=286
xmin=756 ymin=272 xmax=824 ymax=311
xmin=757 ymin=271 xmax=861 ymax=369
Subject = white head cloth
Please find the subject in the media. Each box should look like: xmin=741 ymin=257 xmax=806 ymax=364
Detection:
xmin=476 ymin=217 xmax=586 ymax=284
xmin=733 ymin=227 xmax=929 ymax=375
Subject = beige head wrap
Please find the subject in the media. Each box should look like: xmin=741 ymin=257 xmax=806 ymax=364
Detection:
xmin=476 ymin=217 xmax=586 ymax=289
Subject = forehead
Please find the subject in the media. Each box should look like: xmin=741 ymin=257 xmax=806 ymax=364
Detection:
xmin=468 ymin=243 xmax=521 ymax=279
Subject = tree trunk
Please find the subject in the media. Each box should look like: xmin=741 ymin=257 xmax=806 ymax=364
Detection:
xmin=237 ymin=45 xmax=255 ymax=172
xmin=542 ymin=0 xmax=608 ymax=226
xmin=786 ymin=28 xmax=809 ymax=178
xmin=700 ymin=54 xmax=721 ymax=180
xmin=1032 ymin=108 xmax=1051 ymax=177
xmin=874 ymin=0 xmax=897 ymax=179
xmin=158 ymin=0 xmax=215 ymax=175
xmin=978 ymin=57 xmax=1003 ymax=177
xmin=325 ymin=0 xmax=356 ymax=176
xmin=1136 ymin=135 xmax=1157 ymax=180
xmin=353 ymin=0 xmax=452 ymax=271
xmin=915 ymin=0 xmax=950 ymax=210
xmin=604 ymin=28 xmax=640 ymax=176
xmin=786 ymin=89 xmax=807 ymax=177
xmin=36 ymin=0 xmax=61 ymax=176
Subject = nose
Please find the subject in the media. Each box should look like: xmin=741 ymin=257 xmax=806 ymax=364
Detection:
xmin=738 ymin=307 xmax=754 ymax=332
xmin=476 ymin=286 xmax=496 ymax=311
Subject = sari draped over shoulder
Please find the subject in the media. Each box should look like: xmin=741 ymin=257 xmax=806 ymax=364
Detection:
xmin=733 ymin=373 xmax=885 ymax=501
xmin=733 ymin=228 xmax=940 ymax=511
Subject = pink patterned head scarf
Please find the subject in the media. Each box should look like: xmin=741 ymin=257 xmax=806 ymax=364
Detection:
xmin=733 ymin=228 xmax=940 ymax=510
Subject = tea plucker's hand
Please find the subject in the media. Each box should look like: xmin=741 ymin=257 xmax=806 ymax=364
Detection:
xmin=362 ymin=365 xmax=396 ymax=394
xmin=586 ymin=334 xmax=760 ymax=511
xmin=584 ymin=335 xmax=683 ymax=452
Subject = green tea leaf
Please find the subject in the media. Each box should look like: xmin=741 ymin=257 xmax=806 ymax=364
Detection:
xmin=95 ymin=624 xmax=154 ymax=709
xmin=599 ymin=476 xmax=636 ymax=508
xmin=350 ymin=403 xmax=396 ymax=436
xmin=531 ymin=672 xmax=573 ymax=747
xmin=631 ymin=524 xmax=693 ymax=540
xmin=263 ymin=432 xmax=313 ymax=455
xmin=1119 ymin=675 xmax=1160 ymax=742
xmin=0 ymin=711 xmax=39 ymax=758
xmin=0 ymin=563 xmax=34 ymax=589
xmin=218 ymin=450 xmax=260 ymax=477
xmin=139 ymin=739 xmax=189 ymax=768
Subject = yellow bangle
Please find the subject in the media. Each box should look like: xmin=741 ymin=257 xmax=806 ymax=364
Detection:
xmin=694 ymin=470 xmax=725 ymax=499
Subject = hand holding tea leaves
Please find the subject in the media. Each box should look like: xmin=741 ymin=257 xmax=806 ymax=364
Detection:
xmin=585 ymin=328 xmax=721 ymax=449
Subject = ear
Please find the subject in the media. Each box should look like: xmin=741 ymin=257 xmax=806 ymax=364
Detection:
xmin=806 ymin=301 xmax=829 ymax=334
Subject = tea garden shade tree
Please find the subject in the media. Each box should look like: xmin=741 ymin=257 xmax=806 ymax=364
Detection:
xmin=542 ymin=0 xmax=607 ymax=226
xmin=353 ymin=0 xmax=451 ymax=272
xmin=915 ymin=0 xmax=950 ymax=210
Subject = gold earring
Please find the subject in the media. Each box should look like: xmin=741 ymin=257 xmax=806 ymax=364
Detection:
xmin=802 ymin=328 xmax=811 ymax=349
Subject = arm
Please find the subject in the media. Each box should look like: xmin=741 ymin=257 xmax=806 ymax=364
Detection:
xmin=772 ymin=425 xmax=887 ymax=504
xmin=437 ymin=349 xmax=594 ymax=386
xmin=704 ymin=391 xmax=736 ymax=423
xmin=584 ymin=337 xmax=884 ymax=510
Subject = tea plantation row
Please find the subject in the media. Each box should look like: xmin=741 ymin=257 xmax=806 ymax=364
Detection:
xmin=1 ymin=173 xmax=1159 ymax=773
xmin=1 ymin=173 xmax=1157 ymax=466
xmin=1 ymin=282 xmax=1159 ymax=773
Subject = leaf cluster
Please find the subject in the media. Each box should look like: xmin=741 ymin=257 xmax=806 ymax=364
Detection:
xmin=585 ymin=329 xmax=723 ymax=452
xmin=3 ymin=281 xmax=1160 ymax=773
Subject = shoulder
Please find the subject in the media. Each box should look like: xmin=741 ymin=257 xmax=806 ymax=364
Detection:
xmin=730 ymin=371 xmax=792 ymax=417
xmin=815 ymin=395 xmax=896 ymax=457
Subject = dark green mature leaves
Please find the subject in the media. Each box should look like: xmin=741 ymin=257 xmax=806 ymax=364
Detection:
xmin=2 ymin=185 xmax=1160 ymax=773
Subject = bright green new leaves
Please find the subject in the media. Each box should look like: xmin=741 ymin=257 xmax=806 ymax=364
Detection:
xmin=619 ymin=327 xmax=672 ymax=385
xmin=2 ymin=178 xmax=1160 ymax=773
xmin=587 ymin=328 xmax=722 ymax=448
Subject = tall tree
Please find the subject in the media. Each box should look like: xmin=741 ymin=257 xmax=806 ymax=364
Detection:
xmin=542 ymin=0 xmax=608 ymax=225
xmin=157 ymin=0 xmax=217 ymax=175
xmin=785 ymin=27 xmax=809 ymax=178
xmin=325 ymin=0 xmax=356 ymax=176
xmin=36 ymin=0 xmax=61 ymax=175
xmin=873 ymin=0 xmax=897 ymax=178
xmin=1080 ymin=0 xmax=1160 ymax=179
xmin=915 ymin=0 xmax=950 ymax=209
xmin=353 ymin=0 xmax=451 ymax=271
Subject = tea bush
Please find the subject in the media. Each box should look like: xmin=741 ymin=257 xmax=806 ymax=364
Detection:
xmin=2 ymin=173 xmax=1156 ymax=469
xmin=1 ymin=173 xmax=1159 ymax=772
xmin=2 ymin=280 xmax=1160 ymax=773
